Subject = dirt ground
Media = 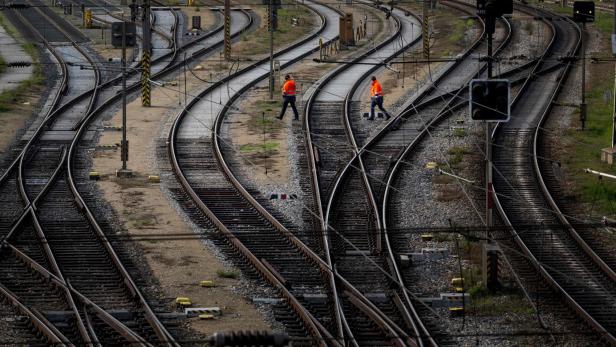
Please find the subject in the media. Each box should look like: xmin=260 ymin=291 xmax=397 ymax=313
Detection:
xmin=0 ymin=91 xmax=42 ymax=158
xmin=93 ymin=86 xmax=272 ymax=336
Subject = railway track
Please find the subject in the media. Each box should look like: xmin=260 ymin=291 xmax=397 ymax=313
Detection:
xmin=0 ymin=2 xmax=181 ymax=345
xmin=302 ymin=3 xmax=442 ymax=345
xmin=371 ymin=2 xmax=563 ymax=343
xmin=169 ymin=3 xmax=344 ymax=344
xmin=168 ymin=1 xmax=433 ymax=344
xmin=302 ymin=1 xmax=516 ymax=345
xmin=0 ymin=4 xmax=255 ymax=345
xmin=490 ymin=5 xmax=616 ymax=344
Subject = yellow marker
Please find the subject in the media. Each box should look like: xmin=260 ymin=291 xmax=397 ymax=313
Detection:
xmin=200 ymin=280 xmax=215 ymax=287
xmin=89 ymin=172 xmax=100 ymax=181
xmin=175 ymin=297 xmax=191 ymax=304
xmin=148 ymin=175 xmax=160 ymax=183
xmin=449 ymin=307 xmax=464 ymax=316
xmin=198 ymin=314 xmax=214 ymax=320
xmin=178 ymin=300 xmax=192 ymax=306
xmin=425 ymin=162 xmax=438 ymax=169
xmin=451 ymin=277 xmax=464 ymax=286
xmin=84 ymin=10 xmax=92 ymax=29
xmin=454 ymin=287 xmax=464 ymax=293
xmin=420 ymin=233 xmax=433 ymax=242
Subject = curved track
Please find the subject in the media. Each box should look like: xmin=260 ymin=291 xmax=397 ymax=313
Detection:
xmin=0 ymin=5 xmax=253 ymax=345
xmin=490 ymin=6 xmax=616 ymax=345
xmin=305 ymin=1 xmax=511 ymax=345
xmin=169 ymin=1 xmax=428 ymax=345
xmin=303 ymin=3 xmax=438 ymax=346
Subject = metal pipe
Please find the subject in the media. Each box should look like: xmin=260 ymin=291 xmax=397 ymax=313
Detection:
xmin=584 ymin=168 xmax=616 ymax=181
xmin=121 ymin=20 xmax=128 ymax=171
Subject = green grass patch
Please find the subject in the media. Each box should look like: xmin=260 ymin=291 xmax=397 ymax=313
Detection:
xmin=447 ymin=145 xmax=471 ymax=169
xmin=0 ymin=13 xmax=18 ymax=37
xmin=0 ymin=20 xmax=44 ymax=112
xmin=448 ymin=18 xmax=474 ymax=47
xmin=216 ymin=269 xmax=240 ymax=279
xmin=452 ymin=128 xmax=467 ymax=137
xmin=127 ymin=213 xmax=158 ymax=229
xmin=471 ymin=294 xmax=535 ymax=316
xmin=240 ymin=141 xmax=279 ymax=154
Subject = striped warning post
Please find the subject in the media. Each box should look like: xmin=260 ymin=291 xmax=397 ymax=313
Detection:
xmin=422 ymin=13 xmax=430 ymax=59
xmin=224 ymin=0 xmax=231 ymax=60
xmin=141 ymin=51 xmax=151 ymax=107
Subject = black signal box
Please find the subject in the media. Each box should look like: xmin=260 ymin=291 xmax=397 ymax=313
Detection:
xmin=573 ymin=1 xmax=594 ymax=23
xmin=469 ymin=79 xmax=510 ymax=122
xmin=111 ymin=22 xmax=137 ymax=48
xmin=477 ymin=0 xmax=513 ymax=18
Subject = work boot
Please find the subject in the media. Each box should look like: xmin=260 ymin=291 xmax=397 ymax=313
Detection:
xmin=385 ymin=113 xmax=391 ymax=120
xmin=276 ymin=115 xmax=284 ymax=120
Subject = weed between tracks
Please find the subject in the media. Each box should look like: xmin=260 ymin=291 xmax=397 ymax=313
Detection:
xmin=216 ymin=269 xmax=240 ymax=279
xmin=0 ymin=14 xmax=44 ymax=113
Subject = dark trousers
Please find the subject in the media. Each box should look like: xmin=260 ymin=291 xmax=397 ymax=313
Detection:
xmin=370 ymin=95 xmax=389 ymax=119
xmin=279 ymin=95 xmax=299 ymax=119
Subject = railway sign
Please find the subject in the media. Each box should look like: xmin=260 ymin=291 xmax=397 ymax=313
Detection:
xmin=573 ymin=1 xmax=594 ymax=23
xmin=111 ymin=22 xmax=137 ymax=48
xmin=476 ymin=0 xmax=513 ymax=18
xmin=469 ymin=79 xmax=510 ymax=122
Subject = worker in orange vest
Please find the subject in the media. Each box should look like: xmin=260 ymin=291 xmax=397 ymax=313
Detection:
xmin=277 ymin=74 xmax=299 ymax=120
xmin=368 ymin=76 xmax=390 ymax=120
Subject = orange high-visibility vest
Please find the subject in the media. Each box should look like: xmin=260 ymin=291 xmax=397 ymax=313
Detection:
xmin=371 ymin=80 xmax=383 ymax=97
xmin=282 ymin=80 xmax=296 ymax=96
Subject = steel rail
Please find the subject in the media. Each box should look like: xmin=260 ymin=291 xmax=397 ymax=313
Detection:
xmin=325 ymin=6 xmax=432 ymax=346
xmin=0 ymin=6 xmax=70 ymax=188
xmin=336 ymin=8 xmax=431 ymax=347
xmin=327 ymin=3 xmax=525 ymax=345
xmin=0 ymin=8 xmax=242 ymax=345
xmin=380 ymin=4 xmax=554 ymax=334
xmin=309 ymin=5 xmax=410 ymax=344
xmin=489 ymin=6 xmax=616 ymax=346
xmin=168 ymin=3 xmax=343 ymax=344
xmin=311 ymin=1 xmax=490 ymax=345
xmin=171 ymin=2 xmax=424 ymax=344
xmin=65 ymin=7 xmax=183 ymax=346
xmin=16 ymin=2 xmax=102 ymax=204
xmin=302 ymin=5 xmax=426 ymax=344
xmin=334 ymin=2 xmax=494 ymax=345
xmin=533 ymin=38 xmax=616 ymax=283
xmin=0 ymin=7 xmax=228 ymax=189
xmin=7 ymin=243 xmax=157 ymax=346
xmin=1 ymin=3 xmax=182 ymax=344
xmin=0 ymin=283 xmax=70 ymax=346
xmin=0 ymin=7 xmax=89 ymax=343
xmin=217 ymin=5 xmax=409 ymax=344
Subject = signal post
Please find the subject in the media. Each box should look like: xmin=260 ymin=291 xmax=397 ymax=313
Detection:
xmin=473 ymin=0 xmax=512 ymax=290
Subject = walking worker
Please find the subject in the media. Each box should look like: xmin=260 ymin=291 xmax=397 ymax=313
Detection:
xmin=277 ymin=74 xmax=299 ymax=120
xmin=368 ymin=76 xmax=390 ymax=120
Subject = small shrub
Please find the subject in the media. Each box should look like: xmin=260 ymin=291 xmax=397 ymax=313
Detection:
xmin=217 ymin=269 xmax=240 ymax=279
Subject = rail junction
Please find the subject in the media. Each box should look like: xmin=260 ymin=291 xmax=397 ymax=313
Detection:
xmin=0 ymin=0 xmax=615 ymax=345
